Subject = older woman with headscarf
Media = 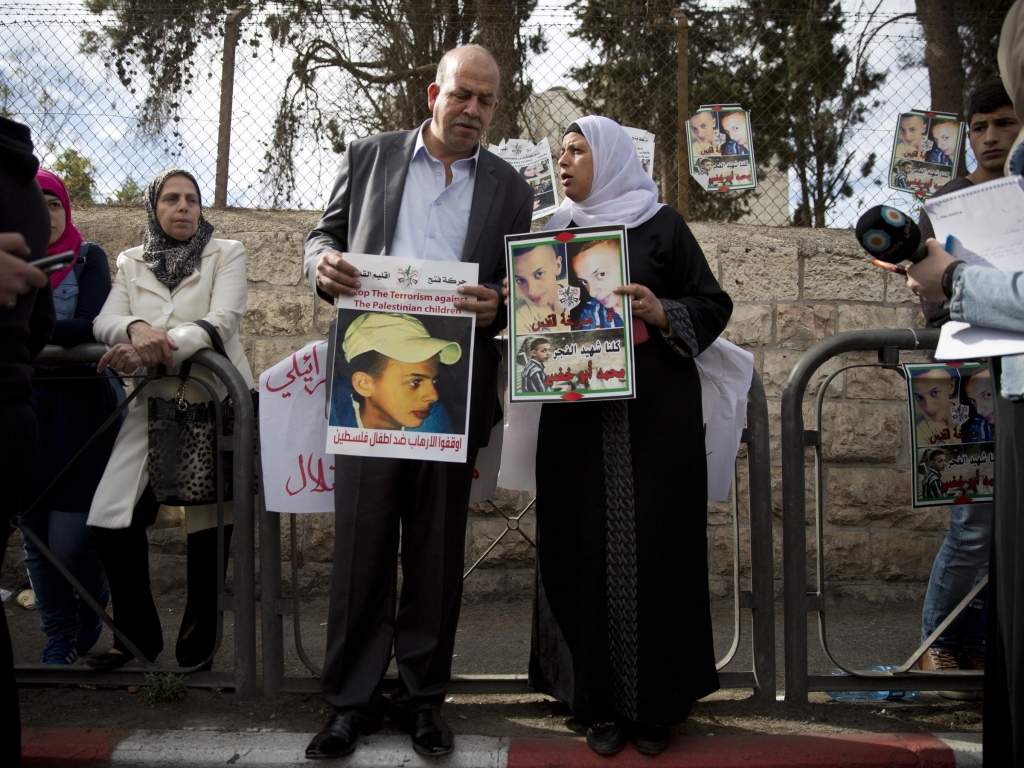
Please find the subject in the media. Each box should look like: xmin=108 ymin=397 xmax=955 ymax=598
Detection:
xmin=906 ymin=3 xmax=1024 ymax=763
xmin=527 ymin=116 xmax=732 ymax=756
xmin=84 ymin=169 xmax=253 ymax=672
xmin=19 ymin=170 xmax=118 ymax=666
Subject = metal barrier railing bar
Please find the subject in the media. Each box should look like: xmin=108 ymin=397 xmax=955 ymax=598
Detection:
xmin=781 ymin=328 xmax=984 ymax=703
xmin=12 ymin=344 xmax=257 ymax=696
xmin=260 ymin=372 xmax=775 ymax=702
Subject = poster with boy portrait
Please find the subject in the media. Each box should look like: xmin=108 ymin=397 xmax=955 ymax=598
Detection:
xmin=687 ymin=104 xmax=757 ymax=192
xmin=326 ymin=254 xmax=477 ymax=463
xmin=506 ymin=225 xmax=636 ymax=403
xmin=888 ymin=110 xmax=964 ymax=198
xmin=904 ymin=362 xmax=995 ymax=507
xmin=487 ymin=137 xmax=559 ymax=219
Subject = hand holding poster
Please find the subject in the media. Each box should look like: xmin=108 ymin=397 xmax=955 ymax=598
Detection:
xmin=487 ymin=138 xmax=559 ymax=219
xmin=687 ymin=105 xmax=757 ymax=191
xmin=904 ymin=362 xmax=995 ymax=507
xmin=327 ymin=254 xmax=477 ymax=463
xmin=888 ymin=110 xmax=964 ymax=198
xmin=506 ymin=225 xmax=636 ymax=402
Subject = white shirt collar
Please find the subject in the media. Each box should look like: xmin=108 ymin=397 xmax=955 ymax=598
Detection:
xmin=413 ymin=119 xmax=481 ymax=169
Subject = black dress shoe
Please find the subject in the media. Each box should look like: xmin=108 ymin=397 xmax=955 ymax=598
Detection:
xmin=633 ymin=722 xmax=670 ymax=755
xmin=84 ymin=650 xmax=135 ymax=671
xmin=305 ymin=711 xmax=378 ymax=759
xmin=410 ymin=709 xmax=454 ymax=757
xmin=586 ymin=721 xmax=628 ymax=755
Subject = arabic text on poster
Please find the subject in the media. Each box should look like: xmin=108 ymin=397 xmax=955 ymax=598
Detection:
xmin=326 ymin=254 xmax=477 ymax=463
xmin=506 ymin=225 xmax=636 ymax=403
xmin=888 ymin=109 xmax=963 ymax=198
xmin=904 ymin=362 xmax=995 ymax=507
xmin=687 ymin=105 xmax=757 ymax=192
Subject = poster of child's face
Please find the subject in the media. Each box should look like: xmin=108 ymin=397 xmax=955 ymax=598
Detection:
xmin=506 ymin=225 xmax=635 ymax=403
xmin=905 ymin=362 xmax=994 ymax=507
xmin=720 ymin=111 xmax=750 ymax=151
xmin=567 ymin=239 xmax=626 ymax=332
xmin=511 ymin=242 xmax=569 ymax=335
xmin=889 ymin=110 xmax=963 ymax=196
xmin=329 ymin=310 xmax=473 ymax=435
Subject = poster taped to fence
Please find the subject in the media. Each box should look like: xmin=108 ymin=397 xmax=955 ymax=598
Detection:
xmin=888 ymin=109 xmax=963 ymax=198
xmin=904 ymin=362 xmax=995 ymax=507
xmin=688 ymin=105 xmax=757 ymax=192
xmin=488 ymin=138 xmax=558 ymax=219
xmin=325 ymin=254 xmax=477 ymax=463
xmin=506 ymin=225 xmax=636 ymax=403
xmin=623 ymin=126 xmax=656 ymax=179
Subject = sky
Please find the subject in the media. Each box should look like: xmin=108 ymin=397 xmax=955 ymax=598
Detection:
xmin=0 ymin=0 xmax=982 ymax=226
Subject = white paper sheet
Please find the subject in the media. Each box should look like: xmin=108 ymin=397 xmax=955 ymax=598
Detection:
xmin=923 ymin=175 xmax=1024 ymax=271
xmin=935 ymin=320 xmax=1024 ymax=360
xmin=694 ymin=338 xmax=755 ymax=502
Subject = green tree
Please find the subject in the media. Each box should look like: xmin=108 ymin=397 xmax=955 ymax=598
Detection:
xmin=748 ymin=1 xmax=886 ymax=227
xmin=109 ymin=176 xmax=144 ymax=203
xmin=570 ymin=0 xmax=884 ymax=226
xmin=52 ymin=149 xmax=98 ymax=204
xmin=83 ymin=0 xmax=541 ymax=205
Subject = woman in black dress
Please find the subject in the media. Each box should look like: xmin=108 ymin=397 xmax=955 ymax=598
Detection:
xmin=528 ymin=115 xmax=732 ymax=755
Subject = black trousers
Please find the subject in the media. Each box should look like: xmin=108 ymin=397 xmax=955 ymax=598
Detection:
xmin=984 ymin=358 xmax=1024 ymax=765
xmin=93 ymin=487 xmax=232 ymax=668
xmin=1 ymin=403 xmax=38 ymax=766
xmin=321 ymin=452 xmax=477 ymax=720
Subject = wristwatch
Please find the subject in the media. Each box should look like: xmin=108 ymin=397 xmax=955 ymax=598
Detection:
xmin=941 ymin=260 xmax=965 ymax=300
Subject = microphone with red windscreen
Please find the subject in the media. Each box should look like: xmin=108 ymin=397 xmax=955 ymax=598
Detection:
xmin=854 ymin=205 xmax=929 ymax=274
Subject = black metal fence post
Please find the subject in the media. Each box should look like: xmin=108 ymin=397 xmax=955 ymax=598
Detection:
xmin=778 ymin=328 xmax=992 ymax=704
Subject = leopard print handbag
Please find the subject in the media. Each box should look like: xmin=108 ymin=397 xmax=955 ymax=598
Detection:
xmin=147 ymin=320 xmax=258 ymax=505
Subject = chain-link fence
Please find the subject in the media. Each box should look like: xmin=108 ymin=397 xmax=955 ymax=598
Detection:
xmin=0 ymin=1 xmax=1009 ymax=226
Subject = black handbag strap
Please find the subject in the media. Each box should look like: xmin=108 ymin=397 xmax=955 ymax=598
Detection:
xmin=195 ymin=319 xmax=228 ymax=358
xmin=176 ymin=320 xmax=226 ymax=381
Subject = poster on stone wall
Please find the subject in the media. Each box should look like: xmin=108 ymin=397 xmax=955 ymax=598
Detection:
xmin=487 ymin=137 xmax=558 ymax=219
xmin=506 ymin=225 xmax=636 ymax=403
xmin=687 ymin=104 xmax=757 ymax=192
xmin=325 ymin=253 xmax=477 ymax=463
xmin=904 ymin=362 xmax=995 ymax=507
xmin=888 ymin=109 xmax=963 ymax=198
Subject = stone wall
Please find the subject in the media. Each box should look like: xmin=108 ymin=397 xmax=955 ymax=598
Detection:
xmin=3 ymin=204 xmax=940 ymax=606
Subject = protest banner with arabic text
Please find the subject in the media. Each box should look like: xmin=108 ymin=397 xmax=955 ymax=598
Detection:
xmin=506 ymin=225 xmax=635 ymax=403
xmin=259 ymin=341 xmax=335 ymax=513
xmin=326 ymin=253 xmax=477 ymax=463
xmin=904 ymin=362 xmax=995 ymax=507
xmin=487 ymin=138 xmax=559 ymax=219
xmin=888 ymin=109 xmax=963 ymax=198
xmin=688 ymin=105 xmax=757 ymax=192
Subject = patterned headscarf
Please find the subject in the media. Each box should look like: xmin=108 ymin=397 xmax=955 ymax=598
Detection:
xmin=143 ymin=168 xmax=214 ymax=289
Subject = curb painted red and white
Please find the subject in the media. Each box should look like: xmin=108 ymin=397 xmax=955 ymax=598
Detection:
xmin=21 ymin=728 xmax=982 ymax=767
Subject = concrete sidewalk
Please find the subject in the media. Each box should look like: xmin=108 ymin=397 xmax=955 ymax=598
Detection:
xmin=22 ymin=727 xmax=983 ymax=767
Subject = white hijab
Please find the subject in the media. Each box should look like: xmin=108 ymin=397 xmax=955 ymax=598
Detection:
xmin=544 ymin=115 xmax=664 ymax=231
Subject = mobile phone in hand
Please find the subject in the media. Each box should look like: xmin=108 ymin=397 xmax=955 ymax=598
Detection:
xmin=28 ymin=251 xmax=76 ymax=274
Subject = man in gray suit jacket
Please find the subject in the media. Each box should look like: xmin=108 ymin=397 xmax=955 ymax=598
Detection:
xmin=302 ymin=45 xmax=532 ymax=760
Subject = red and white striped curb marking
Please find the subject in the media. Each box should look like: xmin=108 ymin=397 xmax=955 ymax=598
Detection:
xmin=21 ymin=728 xmax=982 ymax=767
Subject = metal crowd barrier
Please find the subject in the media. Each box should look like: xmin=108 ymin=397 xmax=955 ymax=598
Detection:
xmin=260 ymin=371 xmax=776 ymax=702
xmin=13 ymin=344 xmax=257 ymax=696
xmin=781 ymin=328 xmax=984 ymax=703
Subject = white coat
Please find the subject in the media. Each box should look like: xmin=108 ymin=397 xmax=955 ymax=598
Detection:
xmin=88 ymin=238 xmax=255 ymax=532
